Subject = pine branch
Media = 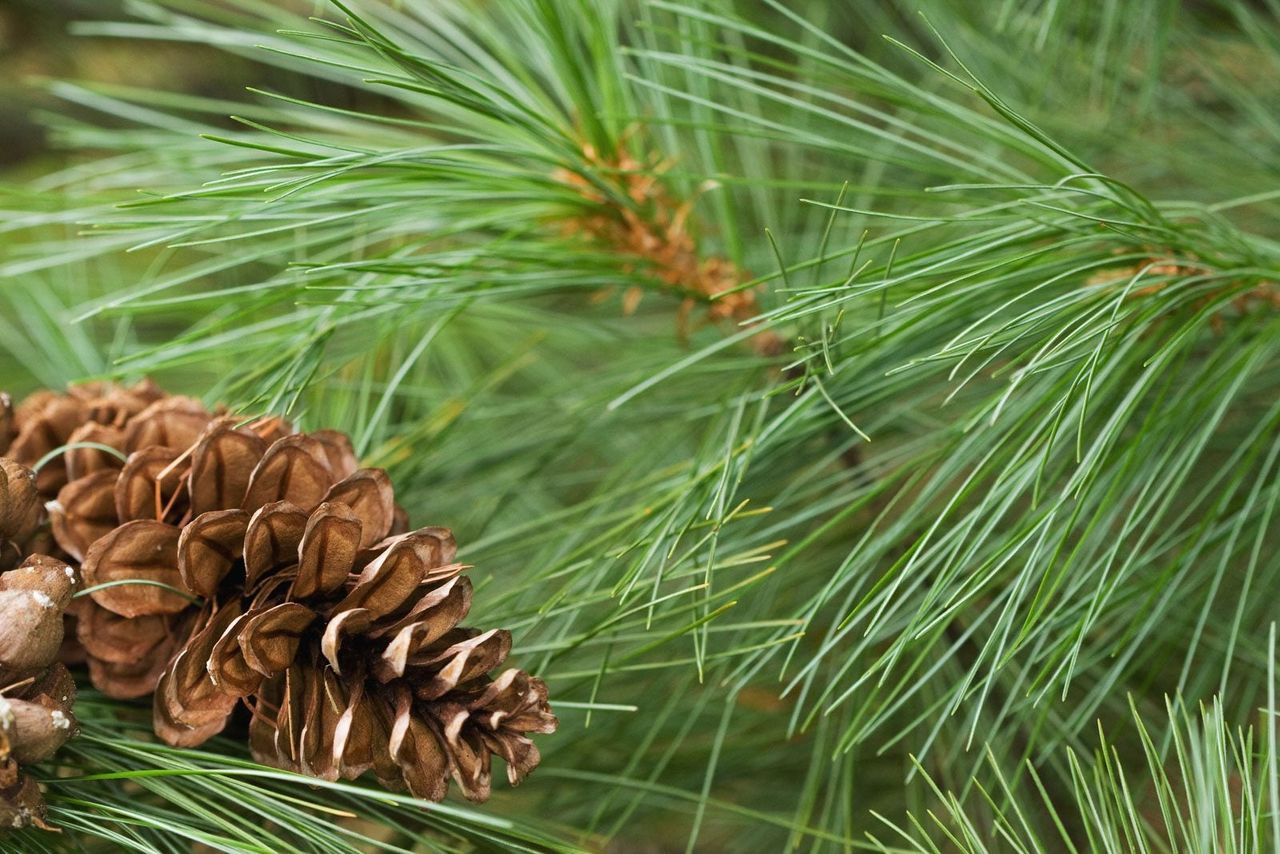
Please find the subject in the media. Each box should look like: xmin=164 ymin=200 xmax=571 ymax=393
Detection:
xmin=3 ymin=0 xmax=1279 ymax=850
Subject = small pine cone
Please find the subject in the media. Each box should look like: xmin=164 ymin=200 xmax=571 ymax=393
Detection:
xmin=0 ymin=556 xmax=78 ymax=682
xmin=0 ymin=557 xmax=80 ymax=832
xmin=152 ymin=494 xmax=555 ymax=802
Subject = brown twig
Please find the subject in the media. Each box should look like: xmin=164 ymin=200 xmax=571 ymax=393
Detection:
xmin=554 ymin=139 xmax=784 ymax=355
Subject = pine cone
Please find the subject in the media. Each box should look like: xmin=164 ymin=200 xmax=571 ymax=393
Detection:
xmin=20 ymin=378 xmax=554 ymax=803
xmin=153 ymin=495 xmax=556 ymax=802
xmin=0 ymin=555 xmax=80 ymax=831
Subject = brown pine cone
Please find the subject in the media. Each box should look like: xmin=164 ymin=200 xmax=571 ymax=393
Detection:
xmin=0 ymin=555 xmax=80 ymax=832
xmin=16 ymin=378 xmax=554 ymax=804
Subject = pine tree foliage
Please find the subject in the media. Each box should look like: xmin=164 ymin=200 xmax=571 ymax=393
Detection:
xmin=876 ymin=690 xmax=1280 ymax=853
xmin=1 ymin=0 xmax=1278 ymax=850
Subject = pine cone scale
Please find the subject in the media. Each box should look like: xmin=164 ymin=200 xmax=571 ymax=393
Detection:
xmin=51 ymin=470 xmax=119 ymax=562
xmin=388 ymin=685 xmax=449 ymax=802
xmin=242 ymin=436 xmax=337 ymax=513
xmin=321 ymin=469 xmax=395 ymax=549
xmin=81 ymin=520 xmax=188 ymax=618
xmin=243 ymin=502 xmax=309 ymax=590
xmin=178 ymin=509 xmax=250 ymax=598
xmin=0 ymin=460 xmax=40 ymax=547
xmin=294 ymin=502 xmax=362 ymax=598
xmin=155 ymin=604 xmax=243 ymax=747
xmin=239 ymin=602 xmax=316 ymax=677
xmin=189 ymin=425 xmax=267 ymax=516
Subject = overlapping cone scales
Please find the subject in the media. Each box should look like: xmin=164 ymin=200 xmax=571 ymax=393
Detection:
xmin=431 ymin=668 xmax=556 ymax=795
xmin=0 ymin=557 xmax=80 ymax=831
xmin=5 ymin=380 xmax=167 ymax=497
xmin=64 ymin=424 xmax=366 ymax=699
xmin=154 ymin=485 xmax=557 ymax=803
xmin=10 ymin=388 xmax=305 ymax=697
xmin=77 ymin=605 xmax=191 ymax=700
xmin=5 ymin=379 xmax=555 ymax=805
xmin=150 ymin=481 xmax=554 ymax=802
